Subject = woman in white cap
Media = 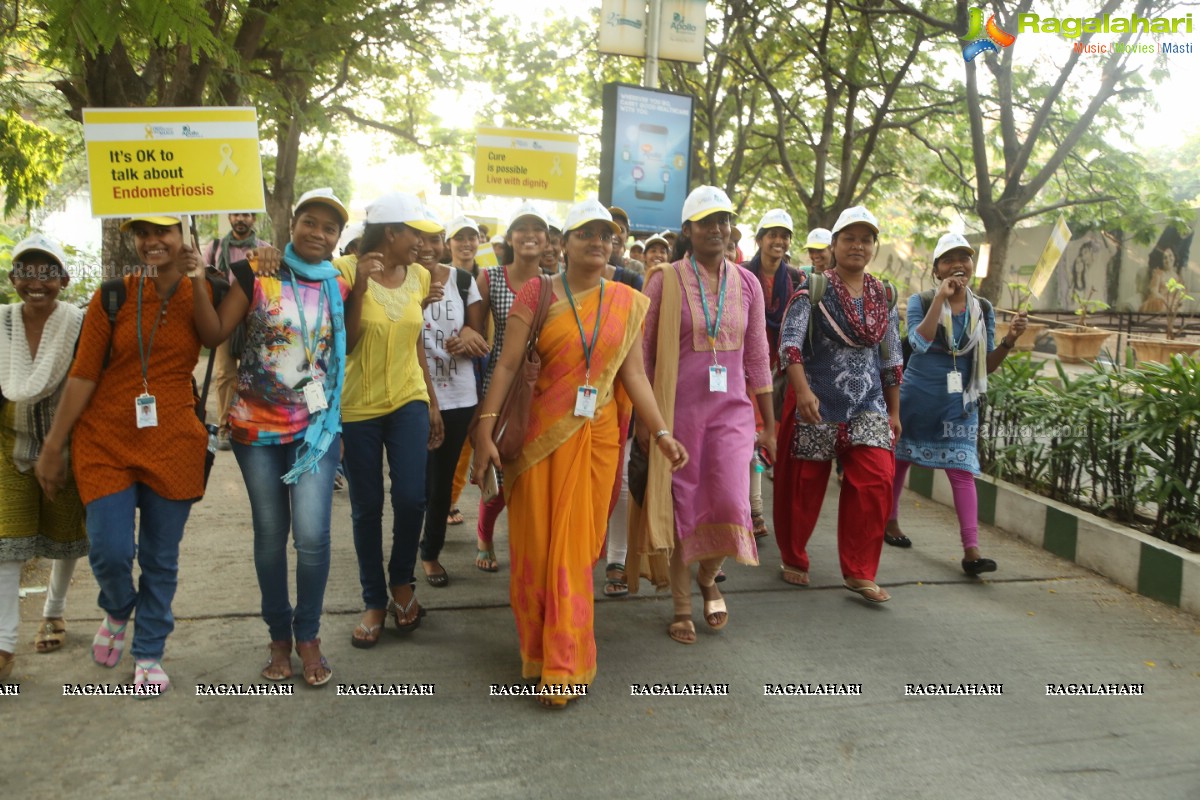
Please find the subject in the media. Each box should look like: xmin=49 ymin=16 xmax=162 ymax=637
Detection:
xmin=632 ymin=186 xmax=775 ymax=645
xmin=334 ymin=192 xmax=445 ymax=646
xmin=0 ymin=235 xmax=87 ymax=681
xmin=419 ymin=215 xmax=489 ymax=587
xmin=643 ymin=232 xmax=671 ymax=270
xmin=192 ymin=187 xmax=349 ymax=687
xmin=472 ymin=198 xmax=686 ymax=707
xmin=35 ymin=214 xmax=266 ymax=693
xmin=745 ymin=208 xmax=804 ymax=539
xmin=775 ymin=206 xmax=901 ymax=602
xmin=473 ymin=202 xmax=549 ymax=573
xmin=805 ymin=229 xmax=833 ymax=273
xmin=886 ymin=233 xmax=1026 ymax=575
xmin=444 ymin=216 xmax=487 ymax=526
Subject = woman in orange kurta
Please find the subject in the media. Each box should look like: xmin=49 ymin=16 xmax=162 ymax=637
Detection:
xmin=472 ymin=199 xmax=687 ymax=708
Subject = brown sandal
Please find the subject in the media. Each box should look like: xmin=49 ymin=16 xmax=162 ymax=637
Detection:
xmin=34 ymin=618 xmax=67 ymax=653
xmin=262 ymin=640 xmax=293 ymax=681
xmin=295 ymin=639 xmax=332 ymax=687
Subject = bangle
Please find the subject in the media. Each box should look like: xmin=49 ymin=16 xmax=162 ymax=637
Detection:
xmin=998 ymin=338 xmax=1013 ymax=350
xmin=478 ymin=412 xmax=500 ymax=420
xmin=653 ymin=429 xmax=670 ymax=442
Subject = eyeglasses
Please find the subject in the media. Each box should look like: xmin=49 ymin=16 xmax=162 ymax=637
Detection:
xmin=573 ymin=230 xmax=615 ymax=243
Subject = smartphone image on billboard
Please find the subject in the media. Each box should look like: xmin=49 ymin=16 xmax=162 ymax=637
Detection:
xmin=634 ymin=123 xmax=668 ymax=202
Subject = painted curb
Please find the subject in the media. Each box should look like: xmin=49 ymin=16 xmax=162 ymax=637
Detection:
xmin=905 ymin=465 xmax=1200 ymax=616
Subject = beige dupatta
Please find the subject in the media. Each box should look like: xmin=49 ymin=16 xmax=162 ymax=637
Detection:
xmin=626 ymin=262 xmax=683 ymax=593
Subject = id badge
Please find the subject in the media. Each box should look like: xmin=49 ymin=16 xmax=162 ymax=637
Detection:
xmin=709 ymin=365 xmax=728 ymax=393
xmin=135 ymin=393 xmax=158 ymax=428
xmin=574 ymin=385 xmax=597 ymax=418
xmin=303 ymin=381 xmax=328 ymax=413
xmin=946 ymin=371 xmax=964 ymax=394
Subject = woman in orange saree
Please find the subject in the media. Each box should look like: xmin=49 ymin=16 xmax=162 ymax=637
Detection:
xmin=473 ymin=199 xmax=687 ymax=709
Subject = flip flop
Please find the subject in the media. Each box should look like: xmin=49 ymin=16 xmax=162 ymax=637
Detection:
xmin=475 ymin=548 xmax=499 ymax=573
xmin=843 ymin=581 xmax=891 ymax=603
xmin=447 ymin=507 xmax=464 ymax=525
xmin=780 ymin=565 xmax=810 ymax=586
xmin=92 ymin=615 xmax=128 ymax=668
xmin=133 ymin=659 xmax=170 ymax=698
xmin=752 ymin=514 xmax=769 ymax=539
xmin=296 ymin=639 xmax=332 ymax=687
xmin=262 ymin=640 xmax=293 ymax=680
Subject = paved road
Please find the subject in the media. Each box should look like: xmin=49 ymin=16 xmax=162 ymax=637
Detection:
xmin=4 ymin=450 xmax=1199 ymax=800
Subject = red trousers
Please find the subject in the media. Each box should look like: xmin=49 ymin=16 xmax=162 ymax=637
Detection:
xmin=773 ymin=387 xmax=895 ymax=581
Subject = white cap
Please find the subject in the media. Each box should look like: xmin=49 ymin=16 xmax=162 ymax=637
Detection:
xmin=489 ymin=234 xmax=506 ymax=245
xmin=933 ymin=232 xmax=975 ymax=262
xmin=681 ymin=185 xmax=735 ymax=224
xmin=562 ymin=198 xmax=621 ymax=234
xmin=631 ymin=240 xmax=646 ymax=251
xmin=446 ymin=216 xmax=480 ymax=239
xmin=507 ymin=201 xmax=549 ymax=231
xmin=364 ymin=192 xmax=441 ymax=232
xmin=757 ymin=208 xmax=794 ymax=235
xmin=119 ymin=215 xmax=182 ymax=232
xmin=546 ymin=216 xmax=563 ymax=233
xmin=645 ymin=231 xmax=671 ymax=249
xmin=830 ymin=206 xmax=879 ymax=236
xmin=804 ymin=228 xmax=832 ymax=250
xmin=11 ymin=233 xmax=68 ymax=269
xmin=420 ymin=206 xmax=446 ymax=234
xmin=294 ymin=187 xmax=349 ymax=224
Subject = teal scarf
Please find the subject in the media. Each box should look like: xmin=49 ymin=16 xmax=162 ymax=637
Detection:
xmin=280 ymin=243 xmax=346 ymax=484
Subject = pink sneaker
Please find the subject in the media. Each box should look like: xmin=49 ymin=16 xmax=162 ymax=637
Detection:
xmin=91 ymin=615 xmax=128 ymax=668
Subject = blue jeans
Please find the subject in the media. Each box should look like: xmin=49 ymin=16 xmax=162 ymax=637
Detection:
xmin=232 ymin=438 xmax=338 ymax=642
xmin=86 ymin=484 xmax=194 ymax=660
xmin=343 ymin=402 xmax=430 ymax=609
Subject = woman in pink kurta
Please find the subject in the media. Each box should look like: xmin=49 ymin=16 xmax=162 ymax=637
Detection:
xmin=641 ymin=186 xmax=776 ymax=645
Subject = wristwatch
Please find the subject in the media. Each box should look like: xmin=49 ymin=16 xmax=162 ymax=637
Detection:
xmin=998 ymin=337 xmax=1014 ymax=349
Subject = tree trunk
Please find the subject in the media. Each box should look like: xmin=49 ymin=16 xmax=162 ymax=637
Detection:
xmin=265 ymin=115 xmax=303 ymax=239
xmin=977 ymin=225 xmax=1011 ymax=304
xmin=101 ymin=219 xmax=141 ymax=280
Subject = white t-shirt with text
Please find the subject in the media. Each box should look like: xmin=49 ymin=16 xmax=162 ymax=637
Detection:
xmin=422 ymin=268 xmax=482 ymax=411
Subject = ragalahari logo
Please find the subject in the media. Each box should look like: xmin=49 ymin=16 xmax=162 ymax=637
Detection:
xmin=962 ymin=7 xmax=1016 ymax=61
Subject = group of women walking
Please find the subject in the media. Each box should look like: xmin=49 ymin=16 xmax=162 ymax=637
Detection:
xmin=1 ymin=181 xmax=1023 ymax=707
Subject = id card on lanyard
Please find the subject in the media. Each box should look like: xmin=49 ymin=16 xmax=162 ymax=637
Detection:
xmin=134 ymin=277 xmax=181 ymax=427
xmin=692 ymin=256 xmax=729 ymax=393
xmin=286 ymin=271 xmax=328 ymax=414
xmin=562 ymin=276 xmax=605 ymax=419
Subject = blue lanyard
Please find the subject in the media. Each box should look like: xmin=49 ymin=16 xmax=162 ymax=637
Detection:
xmin=690 ymin=255 xmax=728 ymax=352
xmin=285 ymin=270 xmax=325 ymax=370
xmin=136 ymin=277 xmax=180 ymax=392
xmin=561 ymin=275 xmax=605 ymax=382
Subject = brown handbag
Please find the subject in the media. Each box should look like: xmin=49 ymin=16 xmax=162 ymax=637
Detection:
xmin=477 ymin=274 xmax=553 ymax=463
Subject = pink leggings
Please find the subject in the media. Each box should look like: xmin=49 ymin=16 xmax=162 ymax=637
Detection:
xmin=891 ymin=460 xmax=979 ymax=550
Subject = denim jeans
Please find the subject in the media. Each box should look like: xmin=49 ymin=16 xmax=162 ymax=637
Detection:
xmin=86 ymin=484 xmax=194 ymax=660
xmin=421 ymin=405 xmax=476 ymax=562
xmin=343 ymin=402 xmax=430 ymax=609
xmin=232 ymin=438 xmax=338 ymax=642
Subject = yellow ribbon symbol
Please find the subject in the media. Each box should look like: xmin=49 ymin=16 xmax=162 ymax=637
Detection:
xmin=145 ymin=125 xmax=154 ymax=140
xmin=217 ymin=144 xmax=239 ymax=176
xmin=550 ymin=156 xmax=563 ymax=177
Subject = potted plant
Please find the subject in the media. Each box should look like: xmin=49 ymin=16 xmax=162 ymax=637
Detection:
xmin=1131 ymin=278 xmax=1199 ymax=363
xmin=996 ymin=282 xmax=1045 ymax=351
xmin=1049 ymin=289 xmax=1114 ymax=363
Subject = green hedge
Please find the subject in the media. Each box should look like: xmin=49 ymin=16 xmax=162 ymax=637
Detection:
xmin=980 ymin=352 xmax=1200 ymax=547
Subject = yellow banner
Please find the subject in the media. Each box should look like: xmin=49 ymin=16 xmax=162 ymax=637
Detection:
xmin=83 ymin=107 xmax=265 ymax=218
xmin=1028 ymin=214 xmax=1072 ymax=298
xmin=473 ymin=127 xmax=578 ymax=202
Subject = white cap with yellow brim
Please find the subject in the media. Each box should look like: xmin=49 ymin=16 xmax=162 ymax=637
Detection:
xmin=293 ymin=187 xmax=350 ymax=225
xmin=681 ymin=186 xmax=735 ymax=224
xmin=119 ymin=215 xmax=183 ymax=233
xmin=446 ymin=216 xmax=480 ymax=239
xmin=804 ymin=228 xmax=833 ymax=250
xmin=11 ymin=233 xmax=69 ymax=270
xmin=830 ymin=206 xmax=880 ymax=236
xmin=933 ymin=232 xmax=975 ymax=262
xmin=364 ymin=192 xmax=441 ymax=233
xmin=562 ymin=198 xmax=621 ymax=234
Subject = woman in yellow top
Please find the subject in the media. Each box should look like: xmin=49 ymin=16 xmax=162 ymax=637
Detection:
xmin=335 ymin=192 xmax=445 ymax=647
xmin=473 ymin=198 xmax=687 ymax=709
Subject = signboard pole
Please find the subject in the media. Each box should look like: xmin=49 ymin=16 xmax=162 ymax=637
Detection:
xmin=644 ymin=0 xmax=662 ymax=89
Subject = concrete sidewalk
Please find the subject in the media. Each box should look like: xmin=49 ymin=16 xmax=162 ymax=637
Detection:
xmin=4 ymin=451 xmax=1200 ymax=800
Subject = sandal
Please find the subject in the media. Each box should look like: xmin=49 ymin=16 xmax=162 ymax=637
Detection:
xmin=537 ymin=686 xmax=584 ymax=710
xmin=884 ymin=520 xmax=912 ymax=548
xmin=351 ymin=611 xmax=385 ymax=649
xmin=92 ymin=614 xmax=128 ymax=668
xmin=423 ymin=561 xmax=450 ymax=588
xmin=700 ymin=582 xmax=728 ymax=629
xmin=603 ymin=563 xmax=629 ymax=598
xmin=475 ymin=547 xmax=499 ymax=573
xmin=35 ymin=617 xmax=67 ymax=653
xmin=295 ymin=639 xmax=332 ymax=687
xmin=714 ymin=569 xmax=727 ymax=584
xmin=388 ymin=589 xmax=424 ymax=634
xmin=447 ymin=507 xmax=464 ymax=525
xmin=668 ymin=617 xmax=696 ymax=645
xmin=843 ymin=580 xmax=891 ymax=603
xmin=780 ymin=565 xmax=810 ymax=586
xmin=262 ymin=640 xmax=293 ymax=681
xmin=0 ymin=651 xmax=13 ymax=681
xmin=751 ymin=513 xmax=769 ymax=539
xmin=133 ymin=658 xmax=170 ymax=697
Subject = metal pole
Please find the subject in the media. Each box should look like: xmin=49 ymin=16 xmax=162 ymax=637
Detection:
xmin=644 ymin=0 xmax=662 ymax=88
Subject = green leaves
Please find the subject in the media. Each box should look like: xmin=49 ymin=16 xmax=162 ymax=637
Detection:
xmin=0 ymin=110 xmax=68 ymax=216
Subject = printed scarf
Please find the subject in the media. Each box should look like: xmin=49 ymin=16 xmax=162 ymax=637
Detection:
xmin=818 ymin=271 xmax=889 ymax=348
